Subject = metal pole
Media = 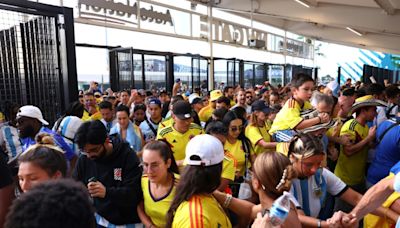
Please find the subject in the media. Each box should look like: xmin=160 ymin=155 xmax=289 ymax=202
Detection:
xmin=208 ymin=4 xmax=214 ymax=90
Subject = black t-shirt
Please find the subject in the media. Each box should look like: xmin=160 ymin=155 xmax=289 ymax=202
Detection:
xmin=0 ymin=155 xmax=13 ymax=188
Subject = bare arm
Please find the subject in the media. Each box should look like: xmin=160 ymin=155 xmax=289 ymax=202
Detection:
xmin=343 ymin=126 xmax=375 ymax=156
xmin=256 ymin=140 xmax=278 ymax=149
xmin=295 ymin=117 xmax=321 ymax=130
xmin=340 ymin=187 xmax=399 ymax=222
xmin=137 ymin=201 xmax=155 ymax=228
xmin=350 ymin=177 xmax=395 ymax=221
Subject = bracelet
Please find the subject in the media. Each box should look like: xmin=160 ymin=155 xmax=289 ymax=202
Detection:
xmin=223 ymin=194 xmax=233 ymax=208
xmin=317 ymin=219 xmax=321 ymax=228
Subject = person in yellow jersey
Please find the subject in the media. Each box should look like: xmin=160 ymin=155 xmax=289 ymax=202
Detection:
xmin=82 ymin=92 xmax=102 ymax=121
xmin=165 ymin=134 xmax=232 ymax=228
xmin=137 ymin=140 xmax=180 ymax=228
xmin=222 ymin=110 xmax=252 ymax=196
xmin=157 ymin=95 xmax=184 ymax=132
xmin=205 ymin=121 xmax=237 ymax=193
xmin=156 ymin=100 xmax=203 ymax=168
xmin=334 ymin=95 xmax=386 ymax=213
xmin=198 ymin=90 xmax=222 ymax=123
xmin=245 ymin=100 xmax=277 ymax=162
xmin=269 ymin=73 xmax=330 ymax=142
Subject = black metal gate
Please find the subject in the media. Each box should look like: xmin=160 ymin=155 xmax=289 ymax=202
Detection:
xmin=0 ymin=0 xmax=78 ymax=124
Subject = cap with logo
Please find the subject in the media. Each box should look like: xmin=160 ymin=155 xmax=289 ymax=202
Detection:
xmin=17 ymin=105 xmax=49 ymax=125
xmin=210 ymin=90 xmax=223 ymax=102
xmin=172 ymin=100 xmax=193 ymax=120
xmin=185 ymin=134 xmax=224 ymax=166
xmin=148 ymin=98 xmax=162 ymax=107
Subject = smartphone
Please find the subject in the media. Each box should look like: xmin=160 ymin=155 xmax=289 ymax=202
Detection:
xmin=88 ymin=177 xmax=97 ymax=183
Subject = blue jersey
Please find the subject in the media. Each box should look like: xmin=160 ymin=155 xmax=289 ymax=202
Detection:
xmin=21 ymin=127 xmax=75 ymax=161
xmin=367 ymin=120 xmax=400 ymax=184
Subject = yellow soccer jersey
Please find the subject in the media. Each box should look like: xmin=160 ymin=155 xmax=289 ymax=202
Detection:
xmin=156 ymin=123 xmax=204 ymax=161
xmin=158 ymin=117 xmax=174 ymax=134
xmin=224 ymin=139 xmax=247 ymax=177
xmin=222 ymin=151 xmax=237 ymax=182
xmin=276 ymin=142 xmax=290 ymax=156
xmin=334 ymin=119 xmax=369 ymax=186
xmin=0 ymin=112 xmax=4 ymax=122
xmin=82 ymin=107 xmax=101 ymax=121
xmin=198 ymin=105 xmax=214 ymax=123
xmin=269 ymin=98 xmax=313 ymax=134
xmin=172 ymin=195 xmax=232 ymax=228
xmin=142 ymin=173 xmax=179 ymax=227
xmin=245 ymin=123 xmax=273 ymax=155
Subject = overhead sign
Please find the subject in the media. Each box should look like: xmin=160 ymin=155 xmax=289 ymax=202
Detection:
xmin=78 ymin=0 xmax=174 ymax=27
xmin=200 ymin=16 xmax=267 ymax=48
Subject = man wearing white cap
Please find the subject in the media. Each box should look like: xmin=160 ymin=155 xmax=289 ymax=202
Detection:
xmin=16 ymin=105 xmax=76 ymax=163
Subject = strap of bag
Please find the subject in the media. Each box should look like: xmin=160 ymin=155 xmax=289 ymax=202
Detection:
xmin=145 ymin=118 xmax=158 ymax=136
xmin=377 ymin=120 xmax=400 ymax=144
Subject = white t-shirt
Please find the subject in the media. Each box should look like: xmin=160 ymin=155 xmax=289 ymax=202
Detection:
xmin=289 ymin=168 xmax=347 ymax=218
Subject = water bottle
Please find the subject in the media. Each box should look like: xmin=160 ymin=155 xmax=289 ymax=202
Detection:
xmin=269 ymin=191 xmax=291 ymax=226
xmin=238 ymin=171 xmax=252 ymax=200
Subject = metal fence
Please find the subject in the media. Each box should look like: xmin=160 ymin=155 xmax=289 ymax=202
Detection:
xmin=0 ymin=0 xmax=77 ymax=125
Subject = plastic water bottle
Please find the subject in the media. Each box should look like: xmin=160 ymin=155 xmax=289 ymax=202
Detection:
xmin=269 ymin=191 xmax=291 ymax=226
xmin=238 ymin=171 xmax=252 ymax=200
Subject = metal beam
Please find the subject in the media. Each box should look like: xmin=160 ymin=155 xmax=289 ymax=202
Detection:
xmin=374 ymin=0 xmax=396 ymax=15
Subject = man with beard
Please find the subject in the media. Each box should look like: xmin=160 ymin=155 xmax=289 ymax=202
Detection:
xmin=16 ymin=105 xmax=76 ymax=164
xmin=73 ymin=120 xmax=143 ymax=227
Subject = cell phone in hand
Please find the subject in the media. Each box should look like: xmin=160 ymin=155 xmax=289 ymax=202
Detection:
xmin=88 ymin=177 xmax=97 ymax=183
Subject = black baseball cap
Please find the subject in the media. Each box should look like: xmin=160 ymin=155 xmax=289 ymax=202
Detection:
xmin=251 ymin=100 xmax=270 ymax=113
xmin=172 ymin=100 xmax=193 ymax=120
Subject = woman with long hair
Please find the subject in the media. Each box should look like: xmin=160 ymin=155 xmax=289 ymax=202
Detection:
xmin=245 ymin=100 xmax=277 ymax=163
xmin=137 ymin=140 xmax=179 ymax=228
xmin=166 ymin=134 xmax=231 ymax=228
xmin=213 ymin=151 xmax=301 ymax=228
xmin=222 ymin=111 xmax=252 ymax=180
xmin=286 ymin=133 xmax=398 ymax=227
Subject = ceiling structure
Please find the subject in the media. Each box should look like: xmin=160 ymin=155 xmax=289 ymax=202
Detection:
xmin=195 ymin=0 xmax=400 ymax=55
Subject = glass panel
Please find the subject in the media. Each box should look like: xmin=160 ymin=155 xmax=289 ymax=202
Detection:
xmin=235 ymin=62 xmax=240 ymax=86
xmin=284 ymin=65 xmax=293 ymax=85
xmin=214 ymin=59 xmax=227 ymax=89
xmin=133 ymin=54 xmax=143 ymax=89
xmin=174 ymin=56 xmax=192 ymax=93
xmin=227 ymin=61 xmax=235 ymax=87
xmin=144 ymin=55 xmax=167 ymax=91
xmin=192 ymin=58 xmax=200 ymax=92
xmin=199 ymin=59 xmax=208 ymax=94
xmin=255 ymin=64 xmax=266 ymax=86
xmin=117 ymin=51 xmax=132 ymax=90
xmin=268 ymin=65 xmax=284 ymax=87
xmin=243 ymin=63 xmax=254 ymax=89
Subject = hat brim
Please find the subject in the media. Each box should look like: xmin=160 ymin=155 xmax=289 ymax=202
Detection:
xmin=349 ymin=100 xmax=387 ymax=114
xmin=17 ymin=114 xmax=49 ymax=125
xmin=175 ymin=113 xmax=193 ymax=120
xmin=298 ymin=119 xmax=338 ymax=134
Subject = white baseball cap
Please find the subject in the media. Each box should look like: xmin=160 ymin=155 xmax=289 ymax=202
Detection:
xmin=185 ymin=134 xmax=224 ymax=166
xmin=188 ymin=93 xmax=201 ymax=105
xmin=17 ymin=105 xmax=49 ymax=125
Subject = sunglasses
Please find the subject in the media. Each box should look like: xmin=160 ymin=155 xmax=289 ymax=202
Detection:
xmin=246 ymin=96 xmax=252 ymax=99
xmin=230 ymin=125 xmax=243 ymax=132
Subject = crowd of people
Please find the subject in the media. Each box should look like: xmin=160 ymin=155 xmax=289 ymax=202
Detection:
xmin=0 ymin=74 xmax=400 ymax=228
